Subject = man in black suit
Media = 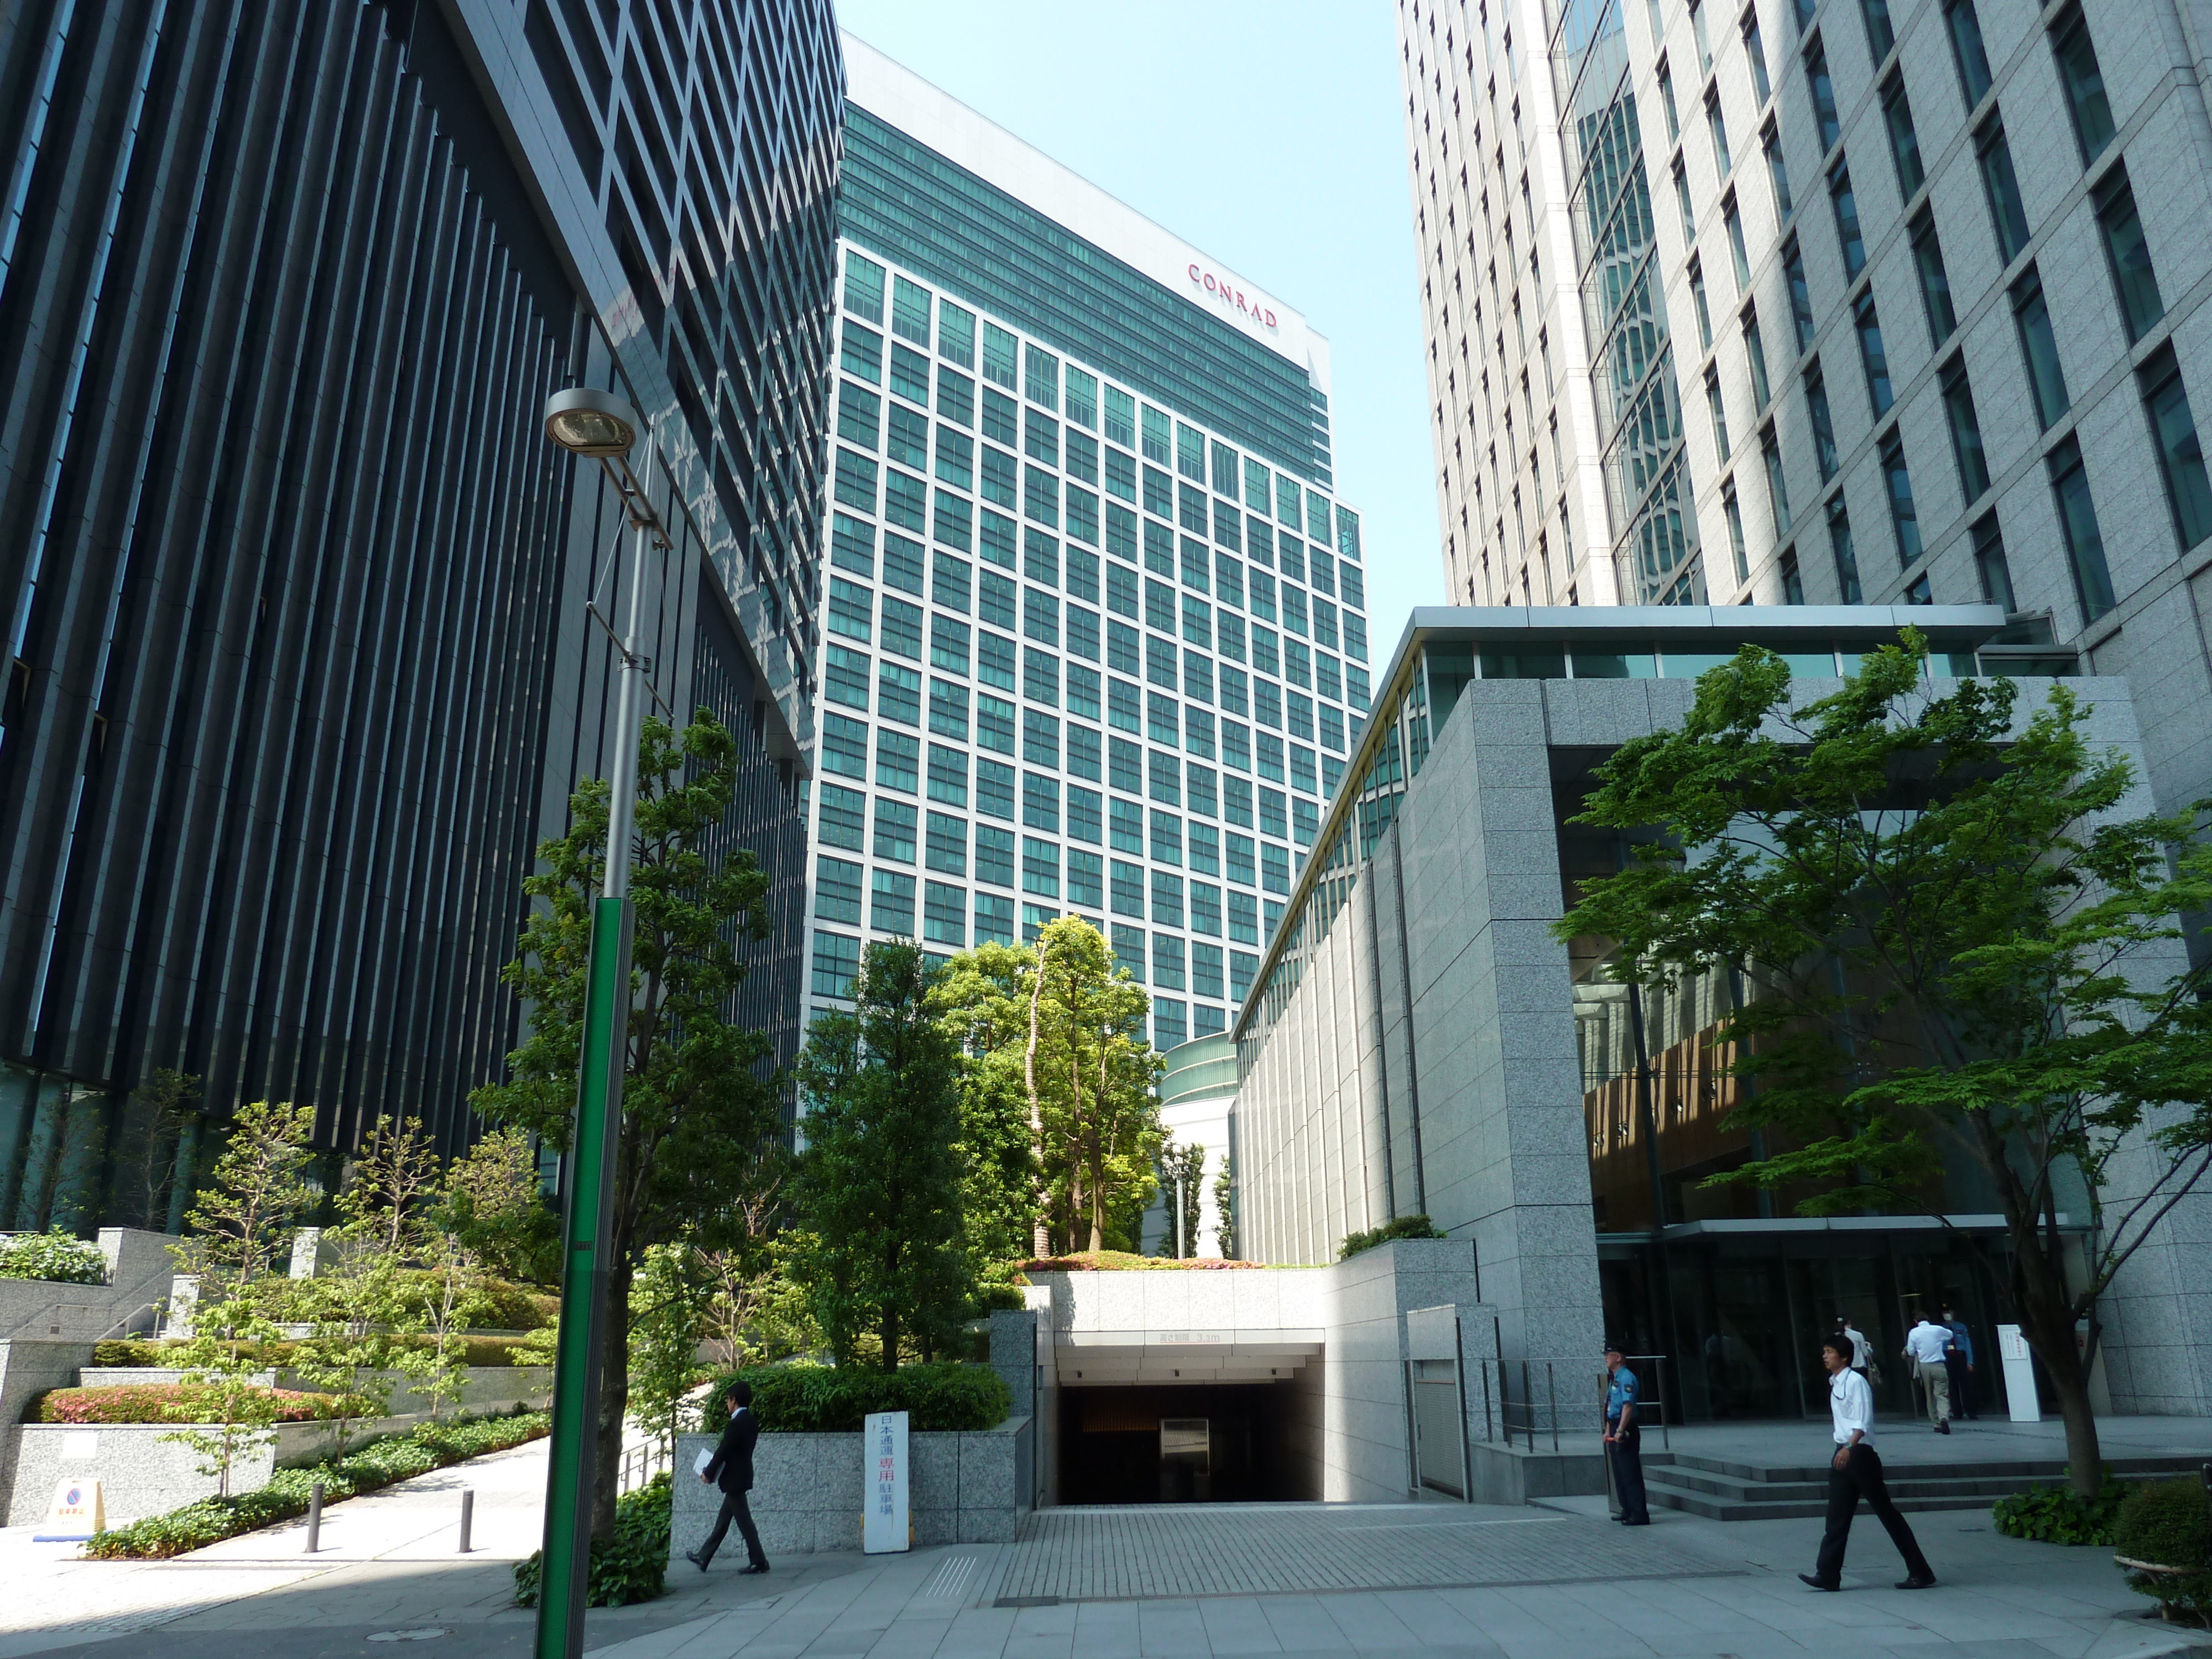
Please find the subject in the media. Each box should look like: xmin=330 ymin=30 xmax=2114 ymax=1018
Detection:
xmin=685 ymin=1380 xmax=769 ymax=1574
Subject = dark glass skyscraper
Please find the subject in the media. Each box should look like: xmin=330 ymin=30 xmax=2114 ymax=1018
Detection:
xmin=0 ymin=0 xmax=839 ymax=1233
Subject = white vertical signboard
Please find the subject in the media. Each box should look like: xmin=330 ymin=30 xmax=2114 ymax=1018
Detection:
xmin=1997 ymin=1324 xmax=2041 ymax=1423
xmin=863 ymin=1410 xmax=909 ymax=1554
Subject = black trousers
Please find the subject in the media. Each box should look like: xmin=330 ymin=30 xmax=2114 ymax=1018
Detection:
xmin=1608 ymin=1420 xmax=1650 ymax=1523
xmin=1944 ymin=1353 xmax=1976 ymax=1417
xmin=1815 ymin=1445 xmax=1931 ymax=1585
xmin=699 ymin=1487 xmax=767 ymax=1568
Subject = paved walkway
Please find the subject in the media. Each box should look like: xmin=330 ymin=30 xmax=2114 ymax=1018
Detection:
xmin=4 ymin=1427 xmax=2209 ymax=1659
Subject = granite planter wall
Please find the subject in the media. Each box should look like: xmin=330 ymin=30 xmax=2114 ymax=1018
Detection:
xmin=669 ymin=1416 xmax=1030 ymax=1559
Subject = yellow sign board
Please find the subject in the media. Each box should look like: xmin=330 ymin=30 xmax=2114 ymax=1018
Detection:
xmin=35 ymin=1478 xmax=105 ymax=1541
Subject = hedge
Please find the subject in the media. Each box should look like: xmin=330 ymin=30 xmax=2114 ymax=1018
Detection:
xmin=91 ymin=1334 xmax=549 ymax=1370
xmin=81 ymin=1408 xmax=549 ymax=1558
xmin=1022 ymin=1250 xmax=1262 ymax=1272
xmin=0 ymin=1228 xmax=107 ymax=1285
xmin=33 ymin=1383 xmax=373 ymax=1425
xmin=2114 ymin=1478 xmax=2212 ymax=1620
xmin=703 ymin=1363 xmax=1011 ymax=1433
xmin=1993 ymin=1479 xmax=2133 ymax=1545
xmin=513 ymin=1474 xmax=670 ymax=1608
xmin=1338 ymin=1214 xmax=1447 ymax=1261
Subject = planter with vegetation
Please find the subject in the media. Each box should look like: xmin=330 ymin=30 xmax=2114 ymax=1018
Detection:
xmin=1337 ymin=1215 xmax=1447 ymax=1261
xmin=1023 ymin=1250 xmax=1265 ymax=1272
xmin=702 ymin=1362 xmax=1010 ymax=1434
xmin=0 ymin=1228 xmax=108 ymax=1284
xmin=513 ymin=1473 xmax=670 ymax=1608
xmin=32 ymin=1383 xmax=372 ymax=1425
xmin=91 ymin=1333 xmax=552 ymax=1370
xmin=1993 ymin=1477 xmax=2134 ymax=1544
xmin=2112 ymin=1478 xmax=2212 ymax=1624
xmin=81 ymin=1408 xmax=549 ymax=1558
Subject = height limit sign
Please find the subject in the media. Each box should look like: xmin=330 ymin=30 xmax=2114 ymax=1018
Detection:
xmin=863 ymin=1410 xmax=909 ymax=1554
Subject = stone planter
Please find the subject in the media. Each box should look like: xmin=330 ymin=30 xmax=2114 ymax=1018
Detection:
xmin=669 ymin=1416 xmax=1031 ymax=1559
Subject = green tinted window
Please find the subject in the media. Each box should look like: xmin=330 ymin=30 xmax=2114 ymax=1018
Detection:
xmin=1065 ymin=366 xmax=1097 ymax=429
xmin=891 ymin=276 xmax=931 ymax=346
xmin=1480 ymin=648 xmax=1565 ymax=679
xmin=843 ymin=250 xmax=884 ymax=322
xmin=983 ymin=322 xmax=1018 ymax=389
xmin=1025 ymin=343 xmax=1059 ymax=409
xmin=1104 ymin=386 xmax=1135 ymax=448
xmin=1142 ymin=405 xmax=1171 ymax=464
xmin=1305 ymin=489 xmax=1332 ymax=542
xmin=938 ymin=300 xmax=975 ymax=367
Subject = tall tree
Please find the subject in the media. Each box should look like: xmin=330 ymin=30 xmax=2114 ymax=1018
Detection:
xmin=933 ymin=942 xmax=1042 ymax=1271
xmin=791 ymin=941 xmax=972 ymax=1368
xmin=473 ymin=708 xmax=784 ymax=1533
xmin=1156 ymin=1141 xmax=1206 ymax=1258
xmin=1558 ymin=637 xmax=2212 ymax=1494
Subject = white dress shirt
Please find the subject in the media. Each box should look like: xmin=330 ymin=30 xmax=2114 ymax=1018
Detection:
xmin=1905 ymin=1321 xmax=1953 ymax=1366
xmin=1829 ymin=1365 xmax=1875 ymax=1446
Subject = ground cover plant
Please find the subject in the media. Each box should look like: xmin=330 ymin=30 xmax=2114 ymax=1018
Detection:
xmin=512 ymin=1473 xmax=670 ymax=1608
xmin=33 ymin=1384 xmax=370 ymax=1425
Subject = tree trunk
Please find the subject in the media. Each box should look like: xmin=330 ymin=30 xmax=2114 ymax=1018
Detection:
xmin=592 ymin=1253 xmax=634 ymax=1538
xmin=2008 ymin=1225 xmax=2103 ymax=1495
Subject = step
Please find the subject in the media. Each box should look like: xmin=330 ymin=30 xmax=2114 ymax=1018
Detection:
xmin=1636 ymin=1454 xmax=2208 ymax=1521
xmin=1645 ymin=1488 xmax=1999 ymax=1522
xmin=1649 ymin=1448 xmax=2203 ymax=1486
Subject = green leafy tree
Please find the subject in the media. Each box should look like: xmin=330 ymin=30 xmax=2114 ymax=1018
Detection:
xmin=791 ymin=940 xmax=972 ymax=1368
xmin=473 ymin=708 xmax=783 ymax=1533
xmin=119 ymin=1069 xmax=201 ymax=1232
xmin=1212 ymin=1150 xmax=1236 ymax=1259
xmin=628 ymin=1240 xmax=711 ymax=1460
xmin=1558 ymin=637 xmax=2212 ymax=1494
xmin=931 ymin=943 xmax=1042 ymax=1281
xmin=440 ymin=1126 xmax=558 ymax=1284
xmin=936 ymin=921 xmax=1162 ymax=1256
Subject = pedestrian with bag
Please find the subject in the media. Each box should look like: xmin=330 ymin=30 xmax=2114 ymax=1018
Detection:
xmin=1603 ymin=1347 xmax=1651 ymax=1525
xmin=686 ymin=1379 xmax=771 ymax=1574
xmin=1801 ymin=1335 xmax=1937 ymax=1593
xmin=1903 ymin=1313 xmax=1954 ymax=1434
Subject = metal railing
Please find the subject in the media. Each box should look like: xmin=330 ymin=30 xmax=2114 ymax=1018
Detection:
xmin=617 ymin=1439 xmax=672 ymax=1494
xmin=1470 ymin=1354 xmax=1672 ymax=1453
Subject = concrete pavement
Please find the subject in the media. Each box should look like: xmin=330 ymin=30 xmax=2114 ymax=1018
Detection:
xmin=3 ymin=1430 xmax=2209 ymax=1659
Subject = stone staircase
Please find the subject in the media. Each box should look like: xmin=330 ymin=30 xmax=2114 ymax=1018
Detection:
xmin=1642 ymin=1447 xmax=2207 ymax=1520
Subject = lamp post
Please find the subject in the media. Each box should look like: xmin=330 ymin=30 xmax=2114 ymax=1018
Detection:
xmin=536 ymin=386 xmax=665 ymax=1659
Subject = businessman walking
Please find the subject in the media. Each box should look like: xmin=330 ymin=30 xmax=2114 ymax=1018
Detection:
xmin=686 ymin=1380 xmax=770 ymax=1574
xmin=1801 ymin=1335 xmax=1936 ymax=1592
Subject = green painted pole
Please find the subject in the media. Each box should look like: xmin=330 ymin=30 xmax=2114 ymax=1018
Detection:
xmin=536 ymin=510 xmax=650 ymax=1659
xmin=534 ymin=892 xmax=630 ymax=1659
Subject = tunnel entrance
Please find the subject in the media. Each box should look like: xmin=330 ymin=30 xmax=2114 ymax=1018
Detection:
xmin=1057 ymin=1383 xmax=1320 ymax=1504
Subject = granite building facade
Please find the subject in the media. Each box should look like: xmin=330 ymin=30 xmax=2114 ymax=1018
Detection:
xmin=0 ymin=0 xmax=838 ymax=1233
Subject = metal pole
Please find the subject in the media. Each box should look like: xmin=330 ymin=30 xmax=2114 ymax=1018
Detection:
xmin=535 ymin=511 xmax=649 ymax=1659
xmin=1548 ymin=1364 xmax=1558 ymax=1454
xmin=305 ymin=1480 xmax=322 ymax=1553
xmin=458 ymin=1488 xmax=474 ymax=1554
xmin=1521 ymin=1360 xmax=1532 ymax=1453
xmin=1175 ymin=1174 xmax=1185 ymax=1259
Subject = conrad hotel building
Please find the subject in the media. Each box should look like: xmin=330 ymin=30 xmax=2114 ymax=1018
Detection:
xmin=802 ymin=39 xmax=1370 ymax=1047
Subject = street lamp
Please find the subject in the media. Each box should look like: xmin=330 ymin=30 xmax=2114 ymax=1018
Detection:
xmin=535 ymin=385 xmax=665 ymax=1659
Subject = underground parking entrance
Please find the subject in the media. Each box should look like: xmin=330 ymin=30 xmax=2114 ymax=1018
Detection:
xmin=1052 ymin=1330 xmax=1324 ymax=1504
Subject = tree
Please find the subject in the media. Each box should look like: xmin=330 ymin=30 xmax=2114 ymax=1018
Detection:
xmin=1212 ymin=1150 xmax=1236 ymax=1259
xmin=628 ymin=1240 xmax=711 ymax=1460
xmin=118 ymin=1069 xmax=200 ymax=1232
xmin=1557 ymin=637 xmax=2212 ymax=1494
xmin=1156 ymin=1142 xmax=1206 ymax=1258
xmin=165 ymin=1100 xmax=318 ymax=1494
xmin=936 ymin=921 xmax=1162 ymax=1256
xmin=934 ymin=943 xmax=1044 ymax=1267
xmin=441 ymin=1126 xmax=558 ymax=1284
xmin=473 ymin=708 xmax=785 ymax=1533
xmin=790 ymin=940 xmax=972 ymax=1368
xmin=344 ymin=1115 xmax=444 ymax=1256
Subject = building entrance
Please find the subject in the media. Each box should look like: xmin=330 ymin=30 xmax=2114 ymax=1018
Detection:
xmin=1057 ymin=1384 xmax=1318 ymax=1504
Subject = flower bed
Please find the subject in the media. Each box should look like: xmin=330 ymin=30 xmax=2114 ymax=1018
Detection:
xmin=1021 ymin=1250 xmax=1265 ymax=1272
xmin=91 ymin=1333 xmax=549 ymax=1369
xmin=80 ymin=1408 xmax=550 ymax=1559
xmin=33 ymin=1383 xmax=371 ymax=1426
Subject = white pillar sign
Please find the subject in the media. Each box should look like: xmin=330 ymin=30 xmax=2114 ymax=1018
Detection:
xmin=1997 ymin=1324 xmax=2041 ymax=1423
xmin=863 ymin=1410 xmax=909 ymax=1554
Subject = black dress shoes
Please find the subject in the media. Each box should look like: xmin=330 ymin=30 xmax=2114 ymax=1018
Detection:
xmin=739 ymin=1562 xmax=771 ymax=1575
xmin=1895 ymin=1575 xmax=1937 ymax=1589
xmin=685 ymin=1549 xmax=708 ymax=1572
xmin=1798 ymin=1573 xmax=1839 ymax=1592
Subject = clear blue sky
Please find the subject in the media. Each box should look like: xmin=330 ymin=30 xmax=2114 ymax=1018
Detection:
xmin=834 ymin=0 xmax=1446 ymax=660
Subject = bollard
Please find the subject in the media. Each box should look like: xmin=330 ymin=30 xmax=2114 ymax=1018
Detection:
xmin=458 ymin=1488 xmax=474 ymax=1554
xmin=305 ymin=1480 xmax=323 ymax=1554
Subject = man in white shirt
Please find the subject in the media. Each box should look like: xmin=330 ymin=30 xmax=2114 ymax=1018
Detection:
xmin=1801 ymin=1335 xmax=1936 ymax=1592
xmin=1904 ymin=1314 xmax=1955 ymax=1433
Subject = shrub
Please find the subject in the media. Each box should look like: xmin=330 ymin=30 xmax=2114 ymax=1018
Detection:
xmin=33 ymin=1384 xmax=371 ymax=1425
xmin=1338 ymin=1214 xmax=1447 ymax=1261
xmin=86 ymin=1334 xmax=549 ymax=1371
xmin=2114 ymin=1478 xmax=2212 ymax=1621
xmin=512 ymin=1474 xmax=670 ymax=1608
xmin=0 ymin=1228 xmax=108 ymax=1285
xmin=702 ymin=1362 xmax=1011 ymax=1433
xmin=82 ymin=1408 xmax=548 ymax=1558
xmin=1021 ymin=1250 xmax=1262 ymax=1272
xmin=1994 ymin=1477 xmax=2133 ymax=1545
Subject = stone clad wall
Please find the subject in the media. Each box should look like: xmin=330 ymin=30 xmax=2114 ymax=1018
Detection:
xmin=669 ymin=1417 xmax=1030 ymax=1559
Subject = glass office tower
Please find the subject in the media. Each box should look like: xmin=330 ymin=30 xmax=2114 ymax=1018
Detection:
xmin=805 ymin=40 xmax=1369 ymax=1046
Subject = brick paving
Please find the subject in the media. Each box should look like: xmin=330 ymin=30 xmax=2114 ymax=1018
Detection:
xmin=993 ymin=1503 xmax=1736 ymax=1601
